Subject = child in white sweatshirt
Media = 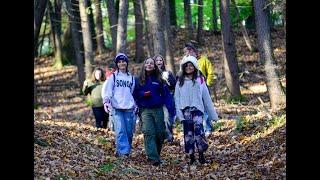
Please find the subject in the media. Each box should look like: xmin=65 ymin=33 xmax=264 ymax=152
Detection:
xmin=101 ymin=53 xmax=137 ymax=158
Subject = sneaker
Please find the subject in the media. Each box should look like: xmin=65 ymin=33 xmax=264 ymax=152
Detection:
xmin=179 ymin=137 xmax=184 ymax=146
xmin=205 ymin=131 xmax=211 ymax=138
xmin=147 ymin=158 xmax=161 ymax=166
xmin=119 ymin=154 xmax=129 ymax=161
xmin=199 ymin=152 xmax=207 ymax=164
xmin=189 ymin=153 xmax=195 ymax=165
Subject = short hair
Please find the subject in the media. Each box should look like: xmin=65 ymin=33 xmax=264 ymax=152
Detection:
xmin=184 ymin=43 xmax=196 ymax=51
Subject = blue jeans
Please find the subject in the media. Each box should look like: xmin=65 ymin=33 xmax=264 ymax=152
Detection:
xmin=163 ymin=106 xmax=174 ymax=142
xmin=92 ymin=107 xmax=109 ymax=128
xmin=111 ymin=109 xmax=135 ymax=155
xmin=204 ymin=111 xmax=213 ymax=132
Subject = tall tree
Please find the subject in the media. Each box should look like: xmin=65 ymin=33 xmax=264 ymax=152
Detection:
xmin=34 ymin=0 xmax=48 ymax=106
xmin=86 ymin=0 xmax=97 ymax=52
xmin=169 ymin=0 xmax=177 ymax=26
xmin=140 ymin=0 xmax=153 ymax=56
xmin=231 ymin=0 xmax=256 ymax=52
xmin=184 ymin=0 xmax=193 ymax=42
xmin=65 ymin=0 xmax=85 ymax=89
xmin=197 ymin=0 xmax=203 ymax=45
xmin=94 ymin=0 xmax=106 ymax=55
xmin=220 ymin=0 xmax=241 ymax=98
xmin=79 ymin=0 xmax=94 ymax=79
xmin=105 ymin=0 xmax=117 ymax=57
xmin=212 ymin=0 xmax=218 ymax=33
xmin=62 ymin=21 xmax=75 ymax=64
xmin=146 ymin=0 xmax=165 ymax=56
xmin=38 ymin=13 xmax=48 ymax=57
xmin=116 ymin=0 xmax=129 ymax=54
xmin=34 ymin=0 xmax=48 ymax=57
xmin=162 ymin=0 xmax=175 ymax=75
xmin=133 ymin=0 xmax=145 ymax=63
xmin=253 ymin=0 xmax=286 ymax=108
xmin=48 ymin=0 xmax=63 ymax=69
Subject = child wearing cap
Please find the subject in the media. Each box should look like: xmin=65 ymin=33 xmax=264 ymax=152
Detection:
xmin=101 ymin=53 xmax=138 ymax=159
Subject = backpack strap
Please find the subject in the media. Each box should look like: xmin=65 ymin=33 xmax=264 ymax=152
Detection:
xmin=112 ymin=73 xmax=116 ymax=91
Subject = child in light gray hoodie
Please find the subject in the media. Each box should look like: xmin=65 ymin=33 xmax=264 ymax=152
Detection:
xmin=174 ymin=55 xmax=218 ymax=165
xmin=101 ymin=53 xmax=137 ymax=158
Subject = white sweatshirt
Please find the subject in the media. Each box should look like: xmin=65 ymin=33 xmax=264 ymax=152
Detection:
xmin=101 ymin=70 xmax=136 ymax=110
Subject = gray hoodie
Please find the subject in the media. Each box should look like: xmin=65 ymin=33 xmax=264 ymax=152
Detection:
xmin=174 ymin=56 xmax=218 ymax=122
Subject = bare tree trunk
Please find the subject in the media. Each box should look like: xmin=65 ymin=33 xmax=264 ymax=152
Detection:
xmin=116 ymin=0 xmax=129 ymax=54
xmin=79 ymin=0 xmax=94 ymax=79
xmin=86 ymin=0 xmax=97 ymax=52
xmin=231 ymin=0 xmax=256 ymax=52
xmin=62 ymin=21 xmax=75 ymax=64
xmin=184 ymin=0 xmax=193 ymax=42
xmin=34 ymin=0 xmax=48 ymax=107
xmin=220 ymin=0 xmax=241 ymax=98
xmin=169 ymin=0 xmax=177 ymax=26
xmin=253 ymin=0 xmax=286 ymax=108
xmin=34 ymin=0 xmax=48 ymax=57
xmin=212 ymin=0 xmax=218 ymax=33
xmin=38 ymin=13 xmax=48 ymax=57
xmin=162 ymin=0 xmax=175 ymax=75
xmin=105 ymin=0 xmax=117 ymax=57
xmin=54 ymin=0 xmax=62 ymax=35
xmin=65 ymin=0 xmax=85 ymax=89
xmin=140 ymin=0 xmax=153 ymax=57
xmin=48 ymin=0 xmax=63 ymax=69
xmin=94 ymin=0 xmax=106 ymax=55
xmin=146 ymin=0 xmax=165 ymax=56
xmin=133 ymin=0 xmax=145 ymax=63
xmin=197 ymin=0 xmax=203 ymax=45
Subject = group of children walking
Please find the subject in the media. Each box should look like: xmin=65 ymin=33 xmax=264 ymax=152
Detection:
xmin=82 ymin=43 xmax=219 ymax=166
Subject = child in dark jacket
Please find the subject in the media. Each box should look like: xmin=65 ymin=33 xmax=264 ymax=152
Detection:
xmin=154 ymin=54 xmax=176 ymax=142
xmin=133 ymin=57 xmax=174 ymax=166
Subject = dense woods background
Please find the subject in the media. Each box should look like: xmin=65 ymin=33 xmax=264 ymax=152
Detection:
xmin=34 ymin=0 xmax=286 ymax=179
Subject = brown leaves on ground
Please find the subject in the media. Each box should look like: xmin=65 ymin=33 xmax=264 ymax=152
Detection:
xmin=34 ymin=28 xmax=286 ymax=179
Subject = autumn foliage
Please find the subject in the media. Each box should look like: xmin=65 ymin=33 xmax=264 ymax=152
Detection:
xmin=34 ymin=29 xmax=286 ymax=179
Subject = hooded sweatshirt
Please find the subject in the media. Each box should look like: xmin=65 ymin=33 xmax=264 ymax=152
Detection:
xmin=174 ymin=56 xmax=218 ymax=122
xmin=101 ymin=70 xmax=136 ymax=110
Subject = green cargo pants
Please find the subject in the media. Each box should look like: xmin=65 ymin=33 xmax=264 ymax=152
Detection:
xmin=139 ymin=107 xmax=165 ymax=161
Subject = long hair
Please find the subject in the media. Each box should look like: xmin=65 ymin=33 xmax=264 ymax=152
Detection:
xmin=178 ymin=62 xmax=198 ymax=87
xmin=91 ymin=67 xmax=106 ymax=82
xmin=153 ymin=54 xmax=166 ymax=71
xmin=139 ymin=57 xmax=164 ymax=87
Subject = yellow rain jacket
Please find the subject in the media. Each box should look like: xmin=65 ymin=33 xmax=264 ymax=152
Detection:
xmin=197 ymin=55 xmax=215 ymax=87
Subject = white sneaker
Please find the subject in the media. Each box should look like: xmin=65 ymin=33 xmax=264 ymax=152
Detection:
xmin=205 ymin=131 xmax=211 ymax=138
xmin=179 ymin=137 xmax=184 ymax=146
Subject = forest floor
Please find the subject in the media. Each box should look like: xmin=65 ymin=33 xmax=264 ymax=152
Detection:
xmin=34 ymin=28 xmax=286 ymax=179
